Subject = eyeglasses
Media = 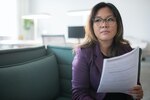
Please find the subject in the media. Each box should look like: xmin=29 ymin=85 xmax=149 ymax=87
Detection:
xmin=92 ymin=17 xmax=116 ymax=26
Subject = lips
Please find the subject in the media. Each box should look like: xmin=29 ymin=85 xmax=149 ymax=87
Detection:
xmin=100 ymin=30 xmax=110 ymax=34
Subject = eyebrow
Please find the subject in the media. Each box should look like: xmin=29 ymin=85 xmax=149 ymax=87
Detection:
xmin=95 ymin=15 xmax=114 ymax=19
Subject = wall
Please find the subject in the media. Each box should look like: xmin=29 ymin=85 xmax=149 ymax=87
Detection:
xmin=27 ymin=0 xmax=150 ymax=43
xmin=0 ymin=0 xmax=18 ymax=39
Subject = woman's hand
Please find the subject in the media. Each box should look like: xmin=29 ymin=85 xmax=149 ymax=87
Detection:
xmin=129 ymin=85 xmax=143 ymax=100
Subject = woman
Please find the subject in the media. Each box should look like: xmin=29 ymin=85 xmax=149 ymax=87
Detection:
xmin=72 ymin=2 xmax=143 ymax=100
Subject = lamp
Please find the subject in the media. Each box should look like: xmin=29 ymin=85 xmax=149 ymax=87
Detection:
xmin=67 ymin=10 xmax=90 ymax=16
xmin=67 ymin=10 xmax=90 ymax=24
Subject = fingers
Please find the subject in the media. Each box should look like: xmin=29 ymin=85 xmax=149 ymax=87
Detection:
xmin=129 ymin=85 xmax=144 ymax=100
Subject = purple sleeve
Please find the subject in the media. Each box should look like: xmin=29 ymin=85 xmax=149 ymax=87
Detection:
xmin=72 ymin=48 xmax=94 ymax=100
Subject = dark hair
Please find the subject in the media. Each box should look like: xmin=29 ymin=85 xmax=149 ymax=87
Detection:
xmin=78 ymin=2 xmax=129 ymax=56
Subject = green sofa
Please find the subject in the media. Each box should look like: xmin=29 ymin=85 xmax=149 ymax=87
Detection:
xmin=0 ymin=45 xmax=73 ymax=100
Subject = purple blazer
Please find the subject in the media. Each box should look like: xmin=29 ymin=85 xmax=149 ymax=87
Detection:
xmin=72 ymin=42 xmax=133 ymax=100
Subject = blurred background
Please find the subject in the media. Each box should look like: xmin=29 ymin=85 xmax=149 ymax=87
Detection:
xmin=0 ymin=0 xmax=150 ymax=46
xmin=0 ymin=0 xmax=149 ymax=100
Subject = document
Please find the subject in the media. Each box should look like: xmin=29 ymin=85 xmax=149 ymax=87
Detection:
xmin=97 ymin=47 xmax=140 ymax=94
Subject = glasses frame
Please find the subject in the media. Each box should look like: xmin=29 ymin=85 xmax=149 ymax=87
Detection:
xmin=92 ymin=16 xmax=116 ymax=26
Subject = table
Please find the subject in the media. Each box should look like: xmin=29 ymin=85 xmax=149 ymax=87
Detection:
xmin=0 ymin=40 xmax=43 ymax=49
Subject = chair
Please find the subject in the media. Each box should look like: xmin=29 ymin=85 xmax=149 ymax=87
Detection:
xmin=41 ymin=34 xmax=66 ymax=47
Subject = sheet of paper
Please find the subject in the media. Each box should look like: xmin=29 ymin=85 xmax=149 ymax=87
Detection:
xmin=97 ymin=47 xmax=140 ymax=94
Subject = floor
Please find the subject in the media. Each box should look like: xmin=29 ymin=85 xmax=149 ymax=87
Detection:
xmin=140 ymin=58 xmax=150 ymax=100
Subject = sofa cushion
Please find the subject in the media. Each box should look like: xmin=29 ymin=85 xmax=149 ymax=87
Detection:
xmin=0 ymin=54 xmax=60 ymax=100
xmin=0 ymin=46 xmax=47 ymax=66
xmin=47 ymin=46 xmax=74 ymax=98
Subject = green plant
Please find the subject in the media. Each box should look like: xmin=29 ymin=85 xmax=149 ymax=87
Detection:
xmin=23 ymin=19 xmax=34 ymax=30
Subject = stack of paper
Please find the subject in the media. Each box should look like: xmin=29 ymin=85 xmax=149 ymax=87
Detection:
xmin=97 ymin=47 xmax=140 ymax=94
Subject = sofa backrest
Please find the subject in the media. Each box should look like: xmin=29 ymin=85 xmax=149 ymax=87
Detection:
xmin=47 ymin=45 xmax=74 ymax=98
xmin=0 ymin=46 xmax=60 ymax=100
xmin=0 ymin=46 xmax=47 ymax=66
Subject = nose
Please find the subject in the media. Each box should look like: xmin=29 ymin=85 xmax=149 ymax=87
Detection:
xmin=100 ymin=21 xmax=109 ymax=28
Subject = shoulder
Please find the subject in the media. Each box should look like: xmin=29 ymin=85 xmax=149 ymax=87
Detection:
xmin=73 ymin=44 xmax=98 ymax=64
xmin=75 ymin=46 xmax=94 ymax=58
xmin=72 ymin=46 xmax=95 ymax=67
xmin=119 ymin=43 xmax=133 ymax=53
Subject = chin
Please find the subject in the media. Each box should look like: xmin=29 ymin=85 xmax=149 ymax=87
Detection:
xmin=99 ymin=37 xmax=113 ymax=41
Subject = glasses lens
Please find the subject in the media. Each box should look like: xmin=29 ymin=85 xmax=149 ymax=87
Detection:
xmin=93 ymin=17 xmax=116 ymax=26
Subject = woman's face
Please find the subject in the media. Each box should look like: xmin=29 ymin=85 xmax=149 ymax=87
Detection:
xmin=93 ymin=7 xmax=117 ymax=43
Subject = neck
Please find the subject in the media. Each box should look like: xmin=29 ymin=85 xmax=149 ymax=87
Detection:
xmin=99 ymin=40 xmax=112 ymax=56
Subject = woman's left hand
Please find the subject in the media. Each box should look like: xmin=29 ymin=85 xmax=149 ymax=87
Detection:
xmin=129 ymin=85 xmax=143 ymax=100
